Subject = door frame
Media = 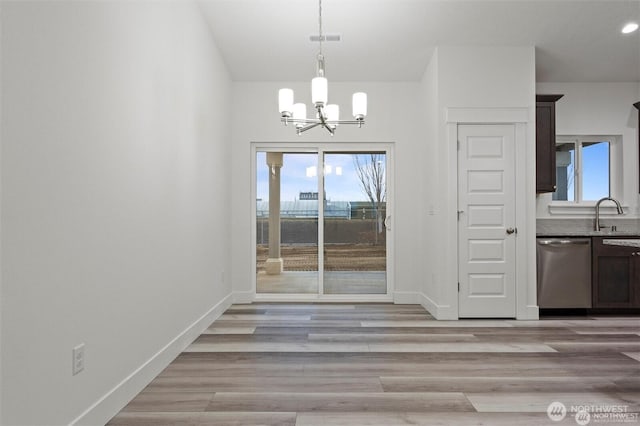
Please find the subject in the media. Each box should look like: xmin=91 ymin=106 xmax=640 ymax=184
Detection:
xmin=457 ymin=124 xmax=517 ymax=318
xmin=445 ymin=108 xmax=538 ymax=320
xmin=250 ymin=142 xmax=395 ymax=302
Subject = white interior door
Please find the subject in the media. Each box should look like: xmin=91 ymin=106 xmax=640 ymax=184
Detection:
xmin=458 ymin=124 xmax=516 ymax=318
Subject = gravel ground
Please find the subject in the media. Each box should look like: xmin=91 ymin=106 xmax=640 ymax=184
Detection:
xmin=256 ymin=244 xmax=386 ymax=272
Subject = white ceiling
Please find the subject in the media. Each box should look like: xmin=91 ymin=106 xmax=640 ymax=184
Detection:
xmin=198 ymin=0 xmax=640 ymax=83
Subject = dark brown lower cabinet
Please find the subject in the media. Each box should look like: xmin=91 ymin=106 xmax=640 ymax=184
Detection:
xmin=592 ymin=237 xmax=640 ymax=308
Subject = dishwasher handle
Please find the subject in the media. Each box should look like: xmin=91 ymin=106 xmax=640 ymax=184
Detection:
xmin=537 ymin=239 xmax=590 ymax=246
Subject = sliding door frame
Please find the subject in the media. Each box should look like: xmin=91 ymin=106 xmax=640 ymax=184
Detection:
xmin=251 ymin=142 xmax=394 ymax=302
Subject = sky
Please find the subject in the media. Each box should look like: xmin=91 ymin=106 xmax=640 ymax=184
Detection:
xmin=257 ymin=143 xmax=604 ymax=204
xmin=256 ymin=152 xmax=385 ymax=202
xmin=558 ymin=141 xmax=610 ymax=201
xmin=582 ymin=142 xmax=609 ymax=201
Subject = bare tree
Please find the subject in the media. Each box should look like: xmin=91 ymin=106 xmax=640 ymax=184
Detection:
xmin=353 ymin=154 xmax=386 ymax=243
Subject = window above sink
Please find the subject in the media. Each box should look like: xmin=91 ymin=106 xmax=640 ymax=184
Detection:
xmin=548 ymin=134 xmax=624 ymax=215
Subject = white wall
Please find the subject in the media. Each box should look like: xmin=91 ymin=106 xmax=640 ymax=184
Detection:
xmin=0 ymin=4 xmax=3 ymax=421
xmin=536 ymin=82 xmax=640 ymax=218
xmin=1 ymin=2 xmax=232 ymax=424
xmin=438 ymin=47 xmax=536 ymax=108
xmin=418 ymin=51 xmax=440 ymax=310
xmin=230 ymin=82 xmax=425 ymax=302
xmin=231 ymin=46 xmax=538 ymax=320
xmin=421 ymin=46 xmax=537 ymax=318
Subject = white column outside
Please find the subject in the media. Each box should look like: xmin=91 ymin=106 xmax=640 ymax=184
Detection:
xmin=265 ymin=152 xmax=284 ymax=275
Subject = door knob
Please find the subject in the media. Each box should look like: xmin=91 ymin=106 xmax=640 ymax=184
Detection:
xmin=506 ymin=228 xmax=516 ymax=235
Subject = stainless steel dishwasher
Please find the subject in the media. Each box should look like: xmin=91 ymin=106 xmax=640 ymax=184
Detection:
xmin=536 ymin=238 xmax=592 ymax=308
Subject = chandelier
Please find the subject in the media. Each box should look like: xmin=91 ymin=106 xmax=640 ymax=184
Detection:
xmin=278 ymin=0 xmax=367 ymax=135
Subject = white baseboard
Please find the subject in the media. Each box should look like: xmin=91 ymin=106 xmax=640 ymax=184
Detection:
xmin=431 ymin=304 xmax=458 ymax=320
xmin=254 ymin=293 xmax=393 ymax=302
xmin=70 ymin=293 xmax=233 ymax=426
xmin=518 ymin=304 xmax=540 ymax=320
xmin=417 ymin=292 xmax=459 ymax=320
xmin=233 ymin=291 xmax=254 ymax=304
xmin=418 ymin=292 xmax=438 ymax=316
xmin=393 ymin=291 xmax=422 ymax=304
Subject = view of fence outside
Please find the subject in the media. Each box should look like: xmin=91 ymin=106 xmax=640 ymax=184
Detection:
xmin=256 ymin=216 xmax=386 ymax=273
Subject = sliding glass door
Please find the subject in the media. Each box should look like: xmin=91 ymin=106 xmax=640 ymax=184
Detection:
xmin=256 ymin=151 xmax=319 ymax=294
xmin=254 ymin=145 xmax=392 ymax=298
xmin=323 ymin=152 xmax=387 ymax=294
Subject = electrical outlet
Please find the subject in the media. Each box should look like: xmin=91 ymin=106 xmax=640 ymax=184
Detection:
xmin=72 ymin=343 xmax=85 ymax=375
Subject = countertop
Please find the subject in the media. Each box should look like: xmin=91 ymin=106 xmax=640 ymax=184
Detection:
xmin=537 ymin=231 xmax=640 ymax=237
xmin=537 ymin=218 xmax=640 ymax=237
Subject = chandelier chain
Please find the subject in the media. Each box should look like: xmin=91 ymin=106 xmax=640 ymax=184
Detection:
xmin=318 ymin=0 xmax=323 ymax=55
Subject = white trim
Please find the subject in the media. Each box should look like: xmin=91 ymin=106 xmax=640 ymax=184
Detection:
xmin=446 ymin=107 xmax=529 ymax=124
xmin=318 ymin=152 xmax=325 ymax=295
xmin=524 ymin=114 xmax=539 ymax=320
xmin=520 ymin=305 xmax=540 ymax=320
xmin=550 ymin=135 xmax=623 ymax=208
xmin=398 ymin=291 xmax=458 ymax=320
xmin=393 ymin=291 xmax=422 ymax=304
xmin=250 ymin=146 xmax=257 ymax=296
xmin=548 ymin=203 xmax=629 ymax=216
xmin=515 ymin=122 xmax=535 ymax=320
xmin=446 ymin=106 xmax=538 ymax=320
xmin=70 ymin=293 xmax=233 ymax=426
xmin=250 ymin=142 xmax=395 ymax=302
xmin=418 ymin=292 xmax=438 ymax=316
xmin=255 ymin=293 xmax=394 ymax=303
xmin=445 ymin=124 xmax=459 ymax=318
xmin=233 ymin=291 xmax=254 ymax=304
xmin=0 ymin=11 xmax=4 ymax=418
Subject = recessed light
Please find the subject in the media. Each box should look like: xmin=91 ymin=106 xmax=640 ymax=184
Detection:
xmin=622 ymin=22 xmax=639 ymax=34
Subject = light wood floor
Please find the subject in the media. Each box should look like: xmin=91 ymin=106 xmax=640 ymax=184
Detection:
xmin=108 ymin=303 xmax=640 ymax=426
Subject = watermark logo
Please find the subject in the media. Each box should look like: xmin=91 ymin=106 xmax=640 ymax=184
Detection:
xmin=548 ymin=401 xmax=639 ymax=424
xmin=547 ymin=401 xmax=567 ymax=422
xmin=575 ymin=409 xmax=591 ymax=426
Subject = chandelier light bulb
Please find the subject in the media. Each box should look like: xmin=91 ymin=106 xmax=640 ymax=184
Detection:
xmin=352 ymin=92 xmax=367 ymax=119
xmin=292 ymin=103 xmax=307 ymax=128
xmin=311 ymin=77 xmax=328 ymax=106
xmin=326 ymin=104 xmax=339 ymax=124
xmin=278 ymin=88 xmax=294 ymax=115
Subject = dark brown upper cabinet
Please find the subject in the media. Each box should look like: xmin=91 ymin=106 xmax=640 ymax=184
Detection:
xmin=536 ymin=95 xmax=564 ymax=193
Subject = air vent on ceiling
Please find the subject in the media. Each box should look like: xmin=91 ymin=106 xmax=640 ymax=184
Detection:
xmin=310 ymin=34 xmax=341 ymax=42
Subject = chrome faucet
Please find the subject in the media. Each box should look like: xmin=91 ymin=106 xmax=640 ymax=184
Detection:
xmin=595 ymin=197 xmax=624 ymax=231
